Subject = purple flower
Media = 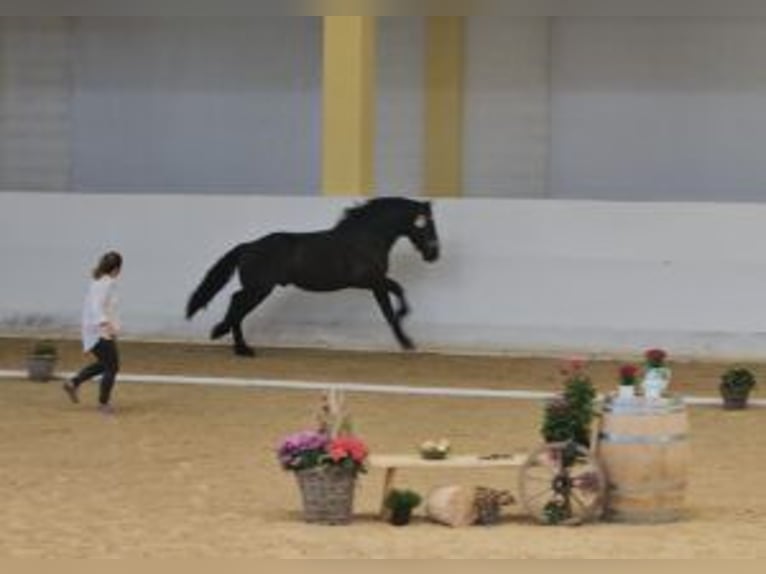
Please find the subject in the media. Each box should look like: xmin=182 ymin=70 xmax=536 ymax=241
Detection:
xmin=276 ymin=430 xmax=329 ymax=470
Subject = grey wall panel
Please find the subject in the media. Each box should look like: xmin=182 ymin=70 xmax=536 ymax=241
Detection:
xmin=375 ymin=17 xmax=424 ymax=197
xmin=551 ymin=18 xmax=766 ymax=202
xmin=71 ymin=17 xmax=321 ymax=195
xmin=0 ymin=17 xmax=72 ymax=191
xmin=463 ymin=17 xmax=550 ymax=198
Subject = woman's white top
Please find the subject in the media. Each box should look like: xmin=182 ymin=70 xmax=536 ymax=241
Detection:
xmin=81 ymin=276 xmax=120 ymax=351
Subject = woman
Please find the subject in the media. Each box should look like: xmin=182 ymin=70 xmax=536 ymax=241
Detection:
xmin=63 ymin=251 xmax=123 ymax=414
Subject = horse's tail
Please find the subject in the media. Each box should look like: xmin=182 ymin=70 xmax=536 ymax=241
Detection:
xmin=186 ymin=243 xmax=246 ymax=319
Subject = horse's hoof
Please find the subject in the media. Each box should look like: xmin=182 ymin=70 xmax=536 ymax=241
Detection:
xmin=234 ymin=346 xmax=256 ymax=358
xmin=210 ymin=324 xmax=229 ymax=340
xmin=401 ymin=340 xmax=416 ymax=351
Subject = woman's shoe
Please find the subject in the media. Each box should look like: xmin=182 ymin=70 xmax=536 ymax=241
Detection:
xmin=62 ymin=381 xmax=79 ymax=404
xmin=98 ymin=404 xmax=115 ymax=416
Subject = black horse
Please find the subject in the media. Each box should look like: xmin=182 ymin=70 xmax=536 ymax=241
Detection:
xmin=186 ymin=197 xmax=440 ymax=356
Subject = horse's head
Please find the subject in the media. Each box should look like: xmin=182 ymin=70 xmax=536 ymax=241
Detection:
xmin=406 ymin=201 xmax=440 ymax=262
xmin=337 ymin=197 xmax=440 ymax=262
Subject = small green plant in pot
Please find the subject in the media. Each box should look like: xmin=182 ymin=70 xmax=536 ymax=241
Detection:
xmin=719 ymin=367 xmax=757 ymax=410
xmin=384 ymin=488 xmax=422 ymax=526
xmin=26 ymin=340 xmax=58 ymax=382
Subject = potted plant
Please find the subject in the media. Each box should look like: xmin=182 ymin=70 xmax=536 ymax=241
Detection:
xmin=384 ymin=488 xmax=422 ymax=526
xmin=642 ymin=348 xmax=671 ymax=399
xmin=276 ymin=389 xmax=369 ymax=525
xmin=542 ymin=360 xmax=597 ymax=450
xmin=719 ymin=367 xmax=757 ymax=410
xmin=617 ymin=364 xmax=639 ymax=400
xmin=26 ymin=340 xmax=58 ymax=382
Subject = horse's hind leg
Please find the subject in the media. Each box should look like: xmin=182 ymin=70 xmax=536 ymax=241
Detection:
xmin=211 ymin=286 xmax=273 ymax=357
xmin=372 ymin=285 xmax=414 ymax=350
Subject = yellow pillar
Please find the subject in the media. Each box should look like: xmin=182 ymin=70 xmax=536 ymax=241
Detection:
xmin=424 ymin=17 xmax=465 ymax=197
xmin=321 ymin=17 xmax=376 ymax=196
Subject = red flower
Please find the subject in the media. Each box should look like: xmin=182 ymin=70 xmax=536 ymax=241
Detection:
xmin=619 ymin=364 xmax=638 ymax=384
xmin=644 ymin=348 xmax=667 ymax=368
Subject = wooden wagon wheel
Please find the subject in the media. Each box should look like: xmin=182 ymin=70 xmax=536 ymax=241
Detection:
xmin=518 ymin=441 xmax=606 ymax=525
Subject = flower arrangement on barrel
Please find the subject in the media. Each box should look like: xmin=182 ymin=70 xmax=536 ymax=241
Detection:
xmin=276 ymin=388 xmax=369 ymax=525
xmin=610 ymin=349 xmax=673 ymax=400
xmin=642 ymin=348 xmax=671 ymax=398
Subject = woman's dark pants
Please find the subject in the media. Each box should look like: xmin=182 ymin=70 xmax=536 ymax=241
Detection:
xmin=71 ymin=338 xmax=120 ymax=406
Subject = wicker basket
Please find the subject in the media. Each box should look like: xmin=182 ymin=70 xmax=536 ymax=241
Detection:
xmin=295 ymin=466 xmax=356 ymax=525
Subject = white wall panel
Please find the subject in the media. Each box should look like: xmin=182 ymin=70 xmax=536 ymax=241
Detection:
xmin=464 ymin=17 xmax=550 ymax=198
xmin=4 ymin=192 xmax=766 ymax=359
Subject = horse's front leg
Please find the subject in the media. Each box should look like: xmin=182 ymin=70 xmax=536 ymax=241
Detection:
xmin=385 ymin=278 xmax=410 ymax=319
xmin=372 ymin=286 xmax=414 ymax=350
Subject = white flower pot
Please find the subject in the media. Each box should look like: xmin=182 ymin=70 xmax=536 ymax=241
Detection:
xmin=618 ymin=385 xmax=636 ymax=400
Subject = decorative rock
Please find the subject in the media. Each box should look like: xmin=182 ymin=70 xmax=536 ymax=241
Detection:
xmin=425 ymin=485 xmax=477 ymax=527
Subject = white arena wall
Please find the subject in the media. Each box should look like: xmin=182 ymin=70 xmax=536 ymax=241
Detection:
xmin=2 ymin=192 xmax=766 ymax=360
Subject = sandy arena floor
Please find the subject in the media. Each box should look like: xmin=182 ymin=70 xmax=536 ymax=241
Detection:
xmin=1 ymin=336 xmax=765 ymax=558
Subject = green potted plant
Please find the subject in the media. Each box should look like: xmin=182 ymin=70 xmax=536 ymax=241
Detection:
xmin=384 ymin=488 xmax=422 ymax=526
xmin=719 ymin=367 xmax=757 ymax=410
xmin=541 ymin=360 xmax=596 ymax=450
xmin=26 ymin=340 xmax=58 ymax=382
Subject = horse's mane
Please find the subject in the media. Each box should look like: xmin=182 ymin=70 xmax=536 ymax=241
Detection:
xmin=335 ymin=197 xmax=418 ymax=230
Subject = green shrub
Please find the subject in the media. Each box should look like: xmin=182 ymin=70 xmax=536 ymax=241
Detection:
xmin=384 ymin=489 xmax=422 ymax=511
xmin=30 ymin=340 xmax=57 ymax=358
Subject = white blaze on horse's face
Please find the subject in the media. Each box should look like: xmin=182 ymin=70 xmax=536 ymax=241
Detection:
xmin=411 ymin=211 xmax=439 ymax=262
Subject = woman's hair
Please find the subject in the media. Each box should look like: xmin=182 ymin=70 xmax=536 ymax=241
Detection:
xmin=92 ymin=251 xmax=123 ymax=279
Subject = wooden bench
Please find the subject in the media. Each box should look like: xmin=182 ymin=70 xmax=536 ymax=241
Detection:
xmin=369 ymin=453 xmax=528 ymax=516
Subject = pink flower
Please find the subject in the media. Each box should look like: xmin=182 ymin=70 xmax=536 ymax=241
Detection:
xmin=559 ymin=357 xmax=587 ymax=377
xmin=328 ymin=436 xmax=369 ymax=464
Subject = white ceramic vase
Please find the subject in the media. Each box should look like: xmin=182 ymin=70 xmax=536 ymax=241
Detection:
xmin=642 ymin=367 xmax=671 ymax=399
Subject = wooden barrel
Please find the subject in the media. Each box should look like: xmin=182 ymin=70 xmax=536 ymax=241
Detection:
xmin=597 ymin=395 xmax=690 ymax=523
